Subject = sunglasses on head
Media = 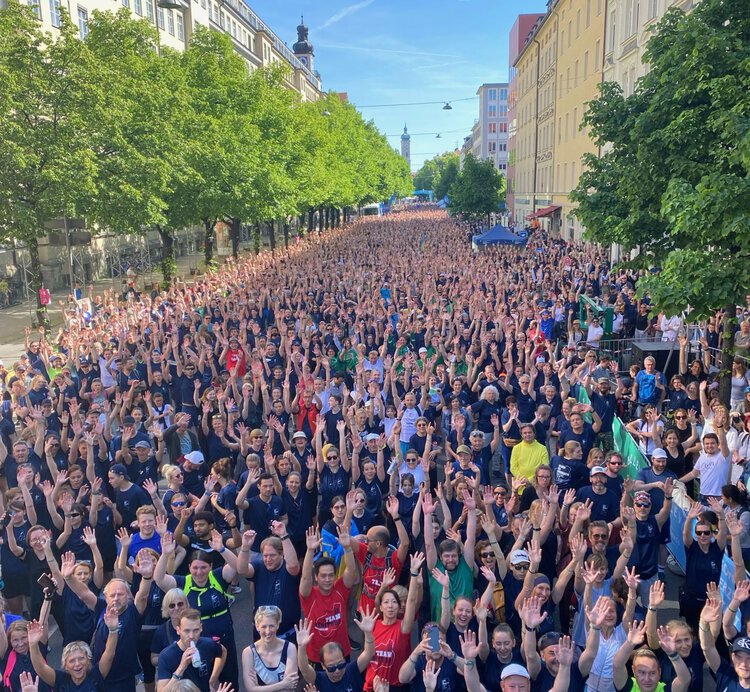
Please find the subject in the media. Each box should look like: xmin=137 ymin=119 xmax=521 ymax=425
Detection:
xmin=325 ymin=662 xmax=348 ymax=673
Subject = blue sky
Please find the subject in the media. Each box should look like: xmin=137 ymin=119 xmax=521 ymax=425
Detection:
xmin=252 ymin=1 xmax=543 ymax=171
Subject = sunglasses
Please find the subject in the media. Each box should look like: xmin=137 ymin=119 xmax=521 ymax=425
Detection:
xmin=69 ymin=512 xmax=81 ymax=518
xmin=326 ymin=455 xmax=338 ymax=460
xmin=591 ymin=534 xmax=608 ymax=540
xmin=512 ymin=563 xmax=530 ymax=570
xmin=675 ymin=415 xmax=686 ymax=420
xmin=494 ymin=491 xmax=507 ymax=496
xmin=333 ymin=505 xmax=345 ymax=511
xmin=168 ymin=601 xmax=186 ymax=609
xmin=608 ymin=461 xmax=623 ymax=466
xmin=406 ymin=457 xmax=418 ymax=462
xmin=324 ymin=662 xmax=348 ymax=673
xmin=695 ymin=530 xmax=713 ymax=536
xmin=480 ymin=552 xmax=495 ymax=558
xmin=172 ymin=501 xmax=186 ymax=507
xmin=634 ymin=502 xmax=651 ymax=508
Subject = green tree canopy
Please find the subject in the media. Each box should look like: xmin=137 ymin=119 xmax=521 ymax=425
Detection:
xmin=571 ymin=0 xmax=750 ymax=320
xmin=413 ymin=151 xmax=459 ymax=193
xmin=449 ymin=154 xmax=506 ymax=224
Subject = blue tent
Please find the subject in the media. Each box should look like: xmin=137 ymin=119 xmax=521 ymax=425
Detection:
xmin=474 ymin=225 xmax=527 ymax=246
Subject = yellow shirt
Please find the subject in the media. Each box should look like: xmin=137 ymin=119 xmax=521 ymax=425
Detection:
xmin=510 ymin=440 xmax=549 ymax=483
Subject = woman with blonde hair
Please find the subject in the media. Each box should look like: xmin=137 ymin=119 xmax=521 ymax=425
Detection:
xmin=149 ymin=588 xmax=189 ymax=667
xmin=241 ymin=606 xmax=298 ymax=692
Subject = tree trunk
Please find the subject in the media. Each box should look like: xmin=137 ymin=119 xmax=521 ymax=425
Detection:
xmin=318 ymin=208 xmax=324 ymax=234
xmin=253 ymin=224 xmax=261 ymax=255
xmin=336 ymin=208 xmax=341 ymax=227
xmin=27 ymin=235 xmax=47 ymax=328
xmin=283 ymin=221 xmax=290 ymax=249
xmin=203 ymin=218 xmax=215 ymax=267
xmin=719 ymin=302 xmax=736 ymax=409
xmin=268 ymin=220 xmax=276 ymax=252
xmin=308 ymin=210 xmax=315 ymax=233
xmin=229 ymin=218 xmax=241 ymax=260
xmin=157 ymin=225 xmax=176 ymax=283
xmin=324 ymin=207 xmax=329 ymax=230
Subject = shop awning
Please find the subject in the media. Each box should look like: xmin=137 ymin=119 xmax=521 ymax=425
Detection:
xmin=525 ymin=205 xmax=561 ymax=220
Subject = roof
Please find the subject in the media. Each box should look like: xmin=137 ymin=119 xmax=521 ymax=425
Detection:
xmin=475 ymin=225 xmax=527 ymax=246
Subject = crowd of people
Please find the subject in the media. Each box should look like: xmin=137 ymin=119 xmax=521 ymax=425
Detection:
xmin=1 ymin=209 xmax=750 ymax=692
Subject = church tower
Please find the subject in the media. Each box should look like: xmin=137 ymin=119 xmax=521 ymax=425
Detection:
xmin=293 ymin=16 xmax=314 ymax=73
xmin=400 ymin=124 xmax=411 ymax=169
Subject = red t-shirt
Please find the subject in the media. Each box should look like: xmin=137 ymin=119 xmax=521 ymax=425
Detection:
xmin=365 ymin=618 xmax=412 ymax=689
xmin=300 ymin=578 xmax=352 ymax=662
xmin=226 ymin=348 xmax=246 ymax=377
xmin=355 ymin=541 xmax=403 ymax=610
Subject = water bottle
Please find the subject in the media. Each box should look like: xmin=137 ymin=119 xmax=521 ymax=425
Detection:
xmin=190 ymin=643 xmax=201 ymax=668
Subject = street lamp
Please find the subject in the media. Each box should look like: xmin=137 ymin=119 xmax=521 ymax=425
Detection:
xmin=157 ymin=0 xmax=184 ymax=9
xmin=442 ymin=102 xmax=453 ymax=110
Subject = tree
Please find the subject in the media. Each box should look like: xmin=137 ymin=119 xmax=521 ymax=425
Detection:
xmin=434 ymin=154 xmax=459 ymax=200
xmin=83 ymin=10 xmax=192 ymax=284
xmin=413 ymin=151 xmax=459 ymax=194
xmin=0 ymin=2 xmax=101 ymax=325
xmin=570 ymin=0 xmax=750 ymax=405
xmin=448 ymin=154 xmax=506 ymax=225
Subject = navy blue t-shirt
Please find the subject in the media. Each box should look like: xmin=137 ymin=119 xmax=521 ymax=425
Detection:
xmin=533 ymin=660 xmax=587 ymax=692
xmin=315 ymin=661 xmax=363 ymax=692
xmin=52 ymin=668 xmax=105 ymax=692
xmin=91 ymin=599 xmax=142 ymax=683
xmin=575 ymin=486 xmax=621 ymax=523
xmin=479 ymin=650 xmax=525 ymax=690
xmin=249 ymin=558 xmax=301 ymax=635
xmin=245 ymin=495 xmax=284 ymax=550
xmin=156 ymin=637 xmax=222 ymax=691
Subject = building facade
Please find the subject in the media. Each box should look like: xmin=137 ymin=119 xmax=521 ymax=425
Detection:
xmin=507 ymin=13 xmax=545 ymax=223
xmin=552 ymin=0 xmax=606 ymax=239
xmin=476 ymin=83 xmax=509 ymax=172
xmin=29 ymin=0 xmax=323 ymax=101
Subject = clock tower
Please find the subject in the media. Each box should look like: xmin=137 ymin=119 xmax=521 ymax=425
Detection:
xmin=293 ymin=16 xmax=314 ymax=73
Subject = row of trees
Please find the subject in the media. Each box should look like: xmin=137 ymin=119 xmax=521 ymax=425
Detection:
xmin=0 ymin=2 xmax=412 ymax=324
xmin=571 ymin=0 xmax=749 ymax=405
xmin=413 ymin=152 xmax=505 ymax=224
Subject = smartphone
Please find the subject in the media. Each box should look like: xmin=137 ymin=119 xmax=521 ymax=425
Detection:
xmin=428 ymin=625 xmax=440 ymax=653
xmin=37 ymin=573 xmax=56 ymax=593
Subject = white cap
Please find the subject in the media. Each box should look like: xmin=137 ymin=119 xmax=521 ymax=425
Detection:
xmin=590 ymin=465 xmax=607 ymax=476
xmin=184 ymin=451 xmax=204 ymax=465
xmin=651 ymin=447 xmax=668 ymax=459
xmin=501 ymin=664 xmax=530 ymax=680
xmin=292 ymin=431 xmax=308 ymax=441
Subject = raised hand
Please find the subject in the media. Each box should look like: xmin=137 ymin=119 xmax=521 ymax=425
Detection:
xmin=649 ymin=580 xmax=665 ymax=609
xmin=626 ymin=620 xmax=647 ymax=647
xmin=587 ymin=596 xmax=609 ymax=629
xmin=161 ymin=531 xmax=176 ymax=555
xmin=460 ymin=629 xmax=480 ymax=660
xmin=26 ymin=620 xmax=45 ymax=646
xmin=734 ymin=579 xmax=750 ymax=603
xmin=60 ymin=551 xmax=76 ymax=579
xmin=556 ymin=635 xmax=575 ymax=667
xmin=305 ymin=527 xmax=321 ymax=552
xmin=657 ymin=625 xmax=679 ymax=656
xmin=386 ymin=494 xmax=400 ymax=519
xmin=354 ymin=605 xmax=377 ymax=634
xmin=82 ymin=526 xmax=97 ymax=546
xmin=422 ymin=661 xmax=438 ymax=692
xmin=103 ymin=604 xmax=120 ymax=631
xmin=623 ymin=565 xmax=641 ymax=592
xmin=295 ymin=618 xmax=313 ymax=648
xmin=431 ymin=567 xmax=450 ymax=588
xmin=19 ymin=672 xmax=38 ymax=692
xmin=411 ymin=551 xmax=426 ymax=574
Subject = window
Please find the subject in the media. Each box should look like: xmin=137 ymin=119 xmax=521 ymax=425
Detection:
xmin=499 ymin=104 xmax=508 ymax=115
xmin=488 ymin=88 xmax=497 ymax=100
xmin=489 ymin=141 xmax=497 ymax=153
xmin=499 ymin=88 xmax=508 ymax=101
xmin=573 ymin=108 xmax=577 ymax=138
xmin=77 ymin=6 xmax=88 ymax=38
xmin=499 ymin=122 xmax=508 ymax=133
xmin=157 ymin=6 xmax=164 ymax=28
xmin=568 ymin=21 xmax=572 ymax=47
xmin=489 ymin=105 xmax=497 ymax=117
xmin=49 ymin=0 xmax=61 ymax=26
xmin=595 ymin=40 xmax=601 ymax=70
xmin=565 ymin=113 xmax=569 ymax=141
xmin=584 ymin=51 xmax=589 ymax=80
xmin=574 ymin=60 xmax=579 ymax=87
xmin=647 ymin=0 xmax=657 ymax=19
xmin=134 ymin=0 xmax=142 ymax=16
xmin=572 ymin=161 xmax=577 ymax=187
xmin=576 ymin=10 xmax=581 ymax=36
xmin=586 ymin=0 xmax=591 ymax=26
xmin=177 ymin=12 xmax=184 ymax=40
xmin=27 ymin=0 xmax=41 ymax=20
xmin=607 ymin=11 xmax=616 ymax=52
xmin=488 ymin=122 xmax=497 ymax=134
xmin=167 ymin=9 xmax=174 ymax=34
xmin=122 ymin=0 xmax=130 ymax=7
xmin=145 ymin=0 xmax=154 ymax=22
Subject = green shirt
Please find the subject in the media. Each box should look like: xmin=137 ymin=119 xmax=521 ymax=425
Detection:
xmin=428 ymin=556 xmax=474 ymax=622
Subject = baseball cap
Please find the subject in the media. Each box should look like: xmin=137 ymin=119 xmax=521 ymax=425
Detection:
xmin=456 ymin=445 xmax=472 ymax=455
xmin=598 ymin=377 xmax=611 ymax=384
xmin=134 ymin=441 xmax=152 ymax=449
xmin=110 ymin=463 xmax=128 ymax=477
xmin=292 ymin=431 xmax=307 ymax=441
xmin=184 ymin=450 xmax=204 ymax=465
xmin=590 ymin=465 xmax=607 ymax=476
xmin=634 ymin=491 xmax=652 ymax=505
xmin=744 ymin=385 xmax=750 ymax=395
xmin=122 ymin=415 xmax=135 ymax=426
xmin=365 ymin=433 xmax=379 ymax=442
xmin=418 ymin=347 xmax=428 ymax=354
xmin=501 ymin=665 xmax=530 ymax=681
xmin=651 ymin=448 xmax=668 ymax=459
xmin=732 ymin=637 xmax=750 ymax=654
xmin=510 ymin=549 xmax=530 ymax=566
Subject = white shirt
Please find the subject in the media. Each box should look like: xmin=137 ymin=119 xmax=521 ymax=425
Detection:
xmin=695 ymin=451 xmax=731 ymax=496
